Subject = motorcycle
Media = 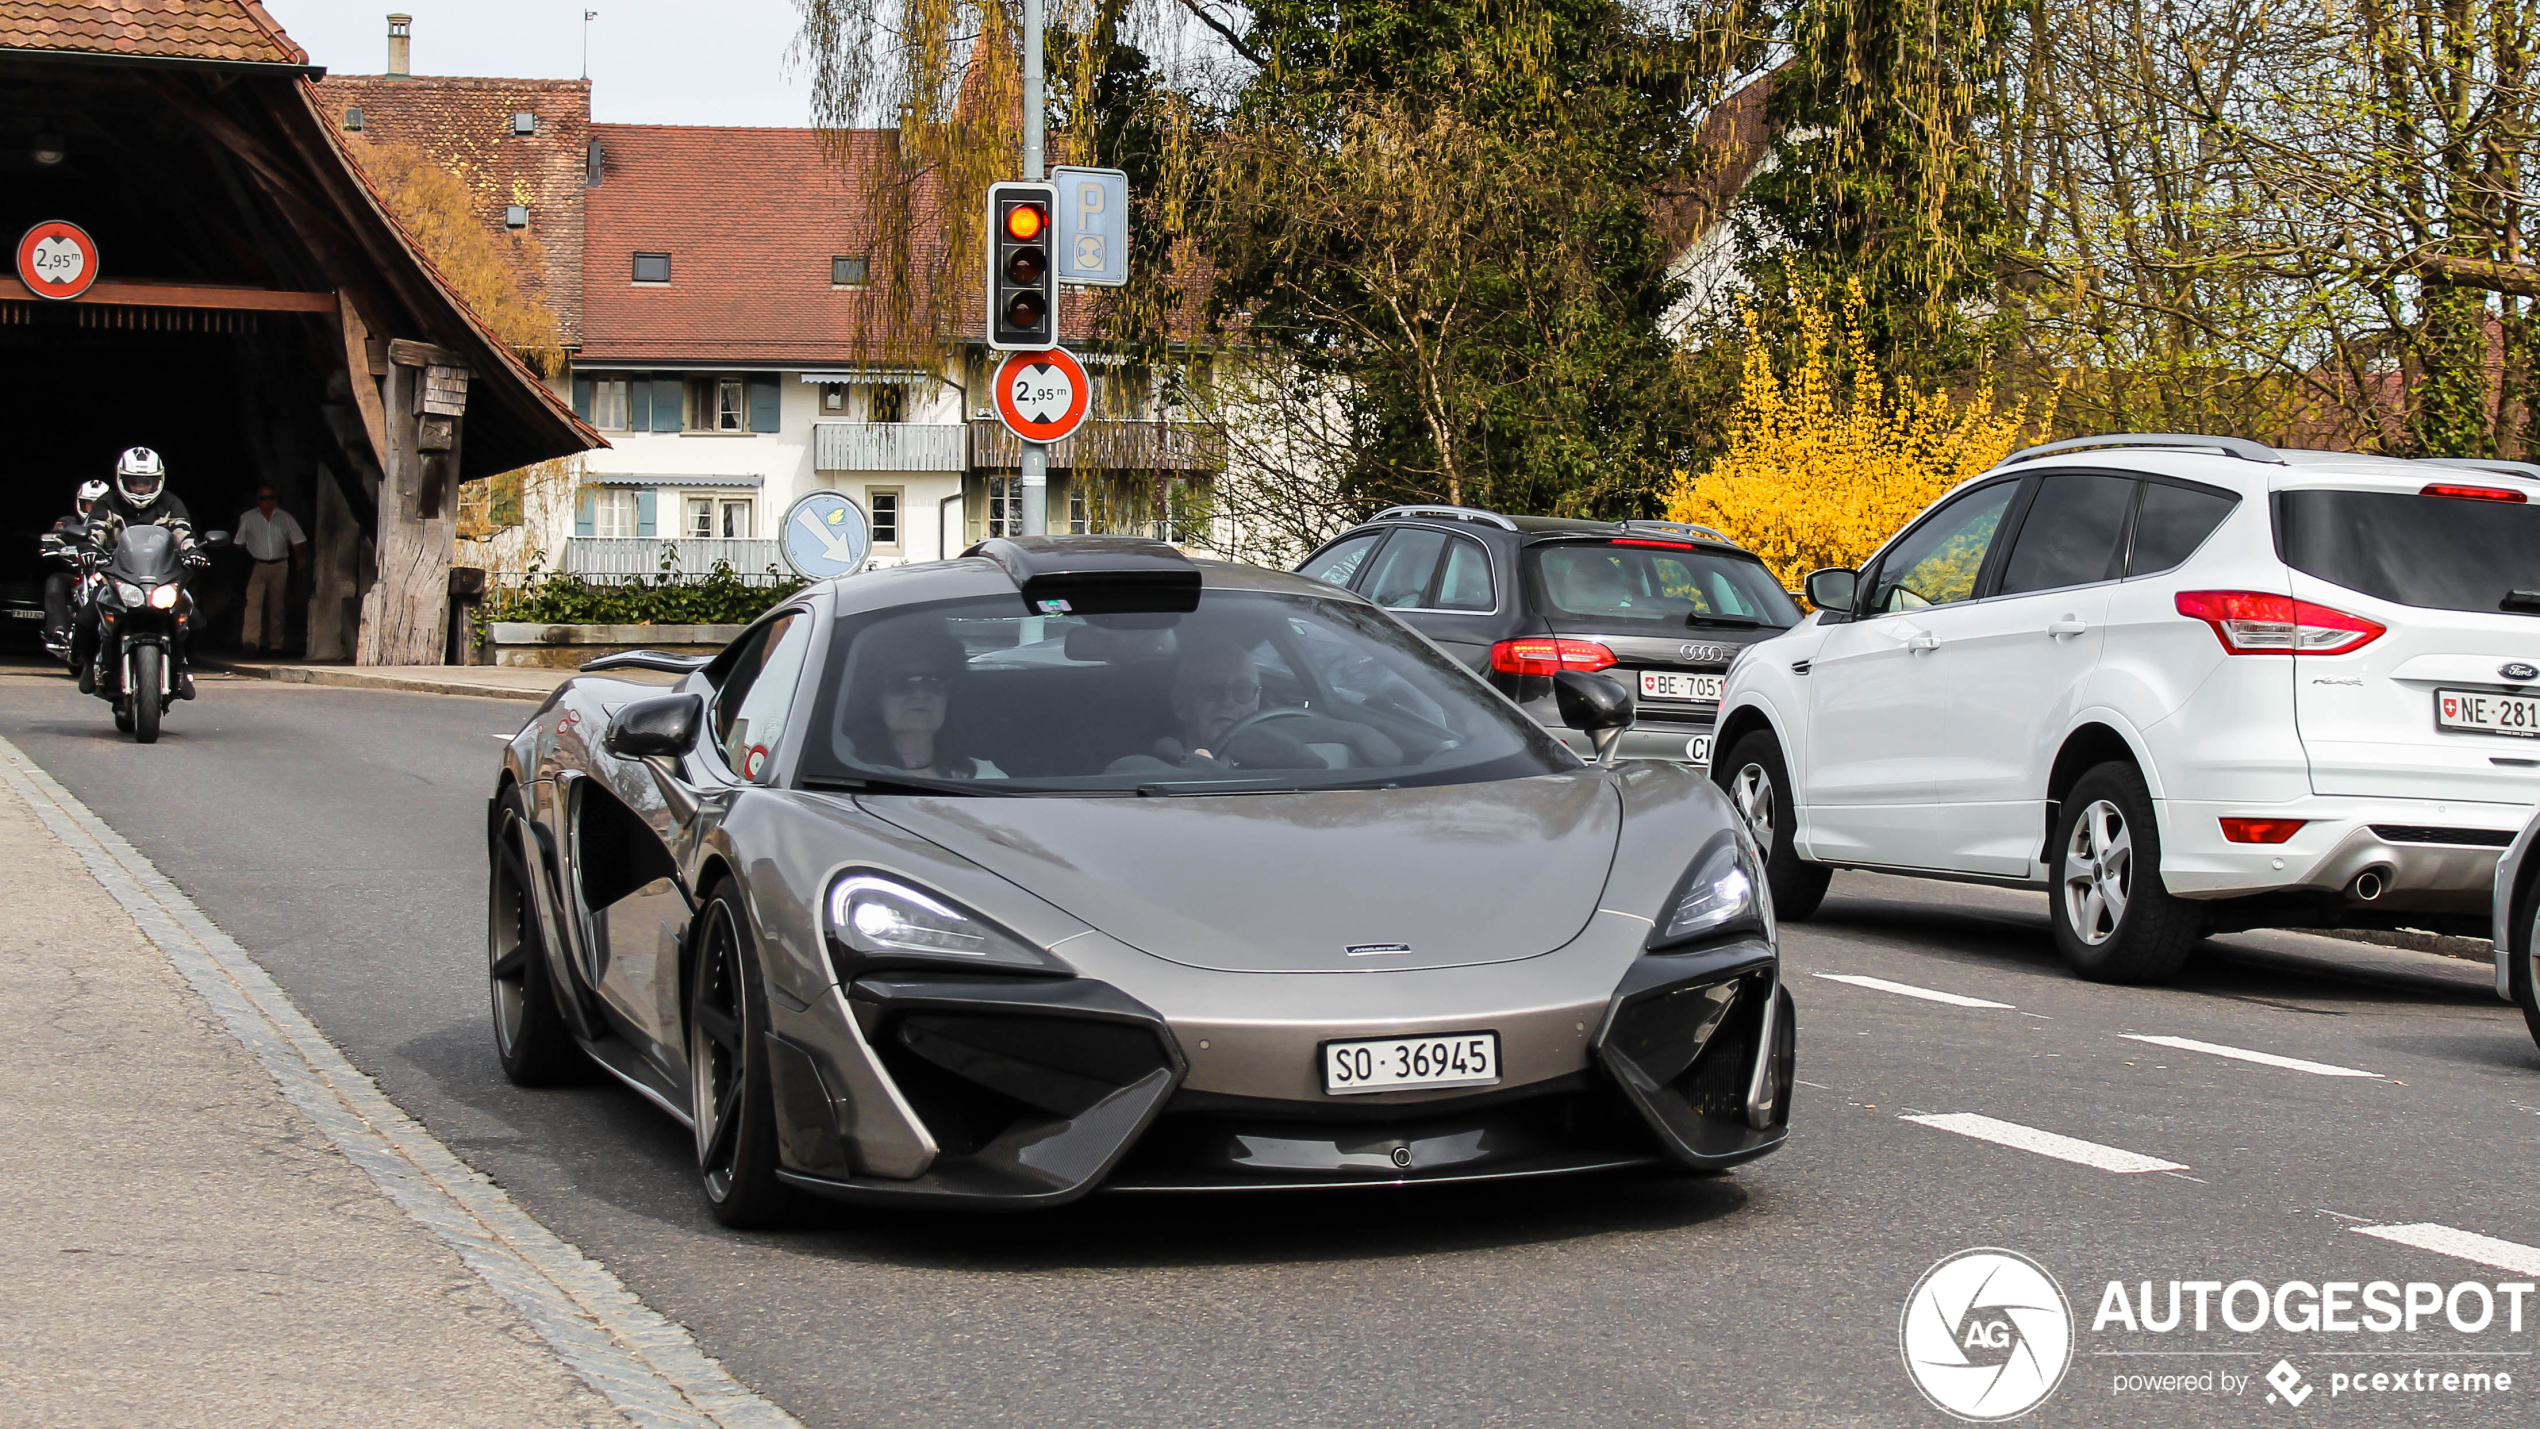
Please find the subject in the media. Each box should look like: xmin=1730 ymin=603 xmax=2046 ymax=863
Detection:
xmin=88 ymin=525 xmax=227 ymax=743
xmin=37 ymin=518 xmax=86 ymax=668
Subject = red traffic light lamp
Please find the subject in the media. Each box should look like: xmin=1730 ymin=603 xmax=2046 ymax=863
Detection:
xmin=987 ymin=181 xmax=1058 ymax=351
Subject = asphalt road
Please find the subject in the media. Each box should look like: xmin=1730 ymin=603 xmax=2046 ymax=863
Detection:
xmin=5 ymin=659 xmax=2537 ymax=1427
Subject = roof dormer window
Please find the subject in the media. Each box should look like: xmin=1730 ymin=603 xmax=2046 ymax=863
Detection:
xmin=632 ymin=252 xmax=671 ymax=284
xmin=511 ymin=112 xmax=538 ymax=136
xmin=343 ymin=106 xmax=365 ymax=131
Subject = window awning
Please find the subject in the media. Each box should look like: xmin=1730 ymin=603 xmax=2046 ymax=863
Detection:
xmin=799 ymin=369 xmax=933 ymax=385
xmin=586 ymin=472 xmax=764 ymax=489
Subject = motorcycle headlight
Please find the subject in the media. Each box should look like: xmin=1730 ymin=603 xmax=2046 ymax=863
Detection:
xmin=114 ymin=581 xmax=144 ymax=606
xmin=1651 ymin=829 xmax=1771 ymax=949
xmin=824 ymin=873 xmax=1068 ymax=977
xmin=148 ymin=584 xmax=180 ymax=609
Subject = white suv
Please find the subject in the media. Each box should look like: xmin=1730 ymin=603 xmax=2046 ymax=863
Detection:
xmin=1713 ymin=434 xmax=2540 ymax=982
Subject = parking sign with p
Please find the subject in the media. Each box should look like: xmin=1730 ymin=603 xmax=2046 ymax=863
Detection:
xmin=1050 ymin=166 xmax=1128 ymax=287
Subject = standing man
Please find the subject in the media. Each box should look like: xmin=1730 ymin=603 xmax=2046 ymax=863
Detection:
xmin=235 ymin=484 xmax=308 ymax=657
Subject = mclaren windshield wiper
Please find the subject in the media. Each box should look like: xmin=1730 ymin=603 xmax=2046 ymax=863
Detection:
xmin=801 ymin=774 xmax=1016 ymax=797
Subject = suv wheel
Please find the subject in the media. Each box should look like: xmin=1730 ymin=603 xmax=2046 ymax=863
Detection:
xmin=2051 ymin=762 xmax=2203 ymax=983
xmin=1717 ymin=732 xmax=1830 ymax=921
xmin=2516 ymin=901 xmax=2540 ymax=1052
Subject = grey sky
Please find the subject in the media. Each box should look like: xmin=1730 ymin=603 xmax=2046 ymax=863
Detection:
xmin=264 ymin=1 xmax=815 ymax=127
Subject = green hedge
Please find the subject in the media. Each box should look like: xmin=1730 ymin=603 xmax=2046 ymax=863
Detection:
xmin=485 ymin=566 xmax=806 ymax=629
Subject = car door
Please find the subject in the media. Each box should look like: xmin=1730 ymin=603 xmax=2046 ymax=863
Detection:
xmin=1802 ymin=478 xmax=2023 ymax=868
xmin=1382 ymin=531 xmax=1500 ymax=670
xmin=1923 ymin=472 xmax=2134 ymax=875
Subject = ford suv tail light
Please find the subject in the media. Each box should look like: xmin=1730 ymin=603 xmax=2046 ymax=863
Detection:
xmin=2174 ymin=591 xmax=2385 ymax=655
xmin=1490 ymin=638 xmax=1617 ymax=676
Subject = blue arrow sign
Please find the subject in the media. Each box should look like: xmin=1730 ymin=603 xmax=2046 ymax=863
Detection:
xmin=780 ymin=491 xmax=870 ymax=579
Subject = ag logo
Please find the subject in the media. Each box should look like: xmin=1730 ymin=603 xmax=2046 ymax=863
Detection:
xmin=1900 ymin=1248 xmax=2073 ymax=1421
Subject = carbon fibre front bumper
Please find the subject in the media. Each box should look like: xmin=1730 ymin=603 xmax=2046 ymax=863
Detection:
xmin=767 ymin=939 xmax=1793 ymax=1209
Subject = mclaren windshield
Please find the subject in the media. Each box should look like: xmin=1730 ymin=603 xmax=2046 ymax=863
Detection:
xmin=798 ymin=590 xmax=1580 ymax=793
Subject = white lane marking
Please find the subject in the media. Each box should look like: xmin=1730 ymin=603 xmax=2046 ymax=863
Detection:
xmin=1902 ymin=1112 xmax=2188 ymax=1173
xmin=2354 ymin=1224 xmax=2540 ymax=1277
xmin=0 ymin=736 xmax=800 ymax=1429
xmin=2121 ymin=1034 xmax=2381 ymax=1078
xmin=1812 ymin=972 xmax=2013 ymax=1008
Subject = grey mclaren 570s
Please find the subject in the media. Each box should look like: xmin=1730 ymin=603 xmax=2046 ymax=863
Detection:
xmin=487 ymin=536 xmax=1793 ymax=1223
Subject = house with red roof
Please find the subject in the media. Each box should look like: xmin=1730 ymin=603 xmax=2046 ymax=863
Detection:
xmin=319 ymin=18 xmax=1222 ymax=580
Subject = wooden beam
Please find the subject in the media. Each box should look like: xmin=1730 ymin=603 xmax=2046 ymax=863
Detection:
xmin=335 ymin=294 xmax=390 ymax=474
xmin=0 ymin=276 xmax=337 ymax=312
xmin=387 ymin=337 xmax=469 ymax=369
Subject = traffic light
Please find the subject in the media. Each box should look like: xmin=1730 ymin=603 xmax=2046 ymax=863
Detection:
xmin=987 ymin=181 xmax=1057 ymax=352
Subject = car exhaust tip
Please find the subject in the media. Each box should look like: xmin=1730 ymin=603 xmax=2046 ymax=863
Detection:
xmin=2351 ymin=866 xmax=2392 ymax=901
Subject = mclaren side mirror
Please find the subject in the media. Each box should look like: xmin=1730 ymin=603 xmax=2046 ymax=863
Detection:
xmin=1803 ymin=567 xmax=1857 ymax=614
xmin=1553 ymin=669 xmax=1635 ymax=766
xmin=605 ymin=693 xmax=703 ymax=759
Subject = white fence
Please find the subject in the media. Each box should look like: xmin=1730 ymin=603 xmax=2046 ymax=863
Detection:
xmin=563 ymin=537 xmax=791 ymax=584
xmin=814 ymin=422 xmax=968 ymax=472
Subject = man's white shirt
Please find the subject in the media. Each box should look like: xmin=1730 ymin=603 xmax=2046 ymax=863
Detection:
xmin=236 ymin=507 xmax=307 ymax=562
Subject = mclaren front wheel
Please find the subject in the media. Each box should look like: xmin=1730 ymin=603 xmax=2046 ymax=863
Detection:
xmin=488 ymin=786 xmax=582 ymax=1085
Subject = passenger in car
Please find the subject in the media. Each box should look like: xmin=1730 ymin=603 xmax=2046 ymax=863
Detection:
xmin=840 ymin=622 xmax=1005 ymax=779
xmin=1107 ymin=638 xmax=1400 ymax=773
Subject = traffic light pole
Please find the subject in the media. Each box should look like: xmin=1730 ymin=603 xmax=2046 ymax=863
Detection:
xmin=1018 ymin=0 xmax=1050 ymax=536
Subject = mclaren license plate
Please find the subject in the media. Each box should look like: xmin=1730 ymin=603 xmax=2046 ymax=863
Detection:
xmin=2437 ymin=688 xmax=2540 ymax=738
xmin=1322 ymin=1031 xmax=1500 ymax=1095
xmin=1641 ymin=670 xmax=1726 ymax=702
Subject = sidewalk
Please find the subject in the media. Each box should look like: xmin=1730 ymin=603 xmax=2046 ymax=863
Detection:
xmin=0 ymin=763 xmax=624 ymax=1425
xmin=201 ymin=656 xmax=679 ymax=702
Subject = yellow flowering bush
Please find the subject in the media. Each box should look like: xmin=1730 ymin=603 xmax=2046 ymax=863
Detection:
xmin=1665 ymin=285 xmax=2049 ymax=592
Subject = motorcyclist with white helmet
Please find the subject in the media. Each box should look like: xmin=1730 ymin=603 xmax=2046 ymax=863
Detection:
xmin=75 ymin=448 xmax=203 ymax=699
xmin=39 ymin=478 xmax=108 ymax=656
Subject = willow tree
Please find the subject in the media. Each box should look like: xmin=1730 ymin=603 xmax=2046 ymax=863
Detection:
xmin=794 ymin=0 xmax=1771 ymax=526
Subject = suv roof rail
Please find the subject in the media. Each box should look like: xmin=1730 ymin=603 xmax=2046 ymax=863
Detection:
xmin=2416 ymin=457 xmax=2540 ymax=482
xmin=1619 ymin=518 xmax=1733 ymax=544
xmin=1999 ymin=433 xmax=2288 ymax=467
xmin=1368 ymin=504 xmax=1522 ymax=531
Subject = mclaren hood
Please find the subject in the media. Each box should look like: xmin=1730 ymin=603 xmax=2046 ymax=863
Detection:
xmin=863 ymin=774 xmax=1622 ymax=974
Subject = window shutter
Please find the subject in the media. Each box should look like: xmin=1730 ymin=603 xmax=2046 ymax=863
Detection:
xmin=572 ymin=376 xmax=592 ymax=421
xmin=636 ymin=488 xmax=658 ymax=538
xmin=651 ymin=377 xmax=683 ymax=432
xmin=574 ymin=488 xmax=595 ymax=537
xmin=748 ymin=377 xmax=780 ymax=433
xmin=628 ymin=379 xmax=651 ymax=431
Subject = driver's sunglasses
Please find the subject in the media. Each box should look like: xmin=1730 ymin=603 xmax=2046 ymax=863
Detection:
xmin=881 ymin=670 xmax=949 ymax=695
xmin=1192 ymin=679 xmax=1260 ymax=705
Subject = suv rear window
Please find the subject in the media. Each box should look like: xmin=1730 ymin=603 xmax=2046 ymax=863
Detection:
xmin=2277 ymin=488 xmax=2540 ymax=613
xmin=1528 ymin=543 xmax=1801 ymax=630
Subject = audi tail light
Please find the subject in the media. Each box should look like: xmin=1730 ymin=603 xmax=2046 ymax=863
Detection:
xmin=2174 ymin=591 xmax=2384 ymax=655
xmin=2219 ymin=817 xmax=2307 ymax=844
xmin=1489 ymin=638 xmax=1617 ymax=676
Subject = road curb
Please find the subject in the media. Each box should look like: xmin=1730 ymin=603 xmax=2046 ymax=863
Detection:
xmin=200 ymin=657 xmax=558 ymax=702
xmin=0 ymin=735 xmax=801 ymax=1429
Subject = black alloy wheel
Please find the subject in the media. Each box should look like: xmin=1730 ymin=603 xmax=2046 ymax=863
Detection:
xmin=1716 ymin=731 xmax=1830 ymax=920
xmin=2050 ymin=762 xmax=2203 ymax=983
xmin=687 ymin=883 xmax=797 ymax=1229
xmin=488 ymin=786 xmax=582 ymax=1085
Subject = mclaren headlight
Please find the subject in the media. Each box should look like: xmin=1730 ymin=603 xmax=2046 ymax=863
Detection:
xmin=825 ymin=872 xmax=1068 ymax=976
xmin=1651 ymin=828 xmax=1771 ymax=949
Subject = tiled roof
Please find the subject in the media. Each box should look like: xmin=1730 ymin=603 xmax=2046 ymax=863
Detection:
xmin=580 ymin=123 xmax=936 ymax=366
xmin=0 ymin=0 xmax=306 ymax=65
xmin=1656 ymin=74 xmax=1779 ymax=266
xmin=316 ymin=75 xmax=590 ymax=345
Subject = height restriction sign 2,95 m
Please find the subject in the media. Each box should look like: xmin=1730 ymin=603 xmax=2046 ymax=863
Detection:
xmin=993 ymin=347 xmax=1090 ymax=444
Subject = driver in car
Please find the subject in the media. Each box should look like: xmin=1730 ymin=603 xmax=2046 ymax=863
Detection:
xmin=1111 ymin=638 xmax=1400 ymax=773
